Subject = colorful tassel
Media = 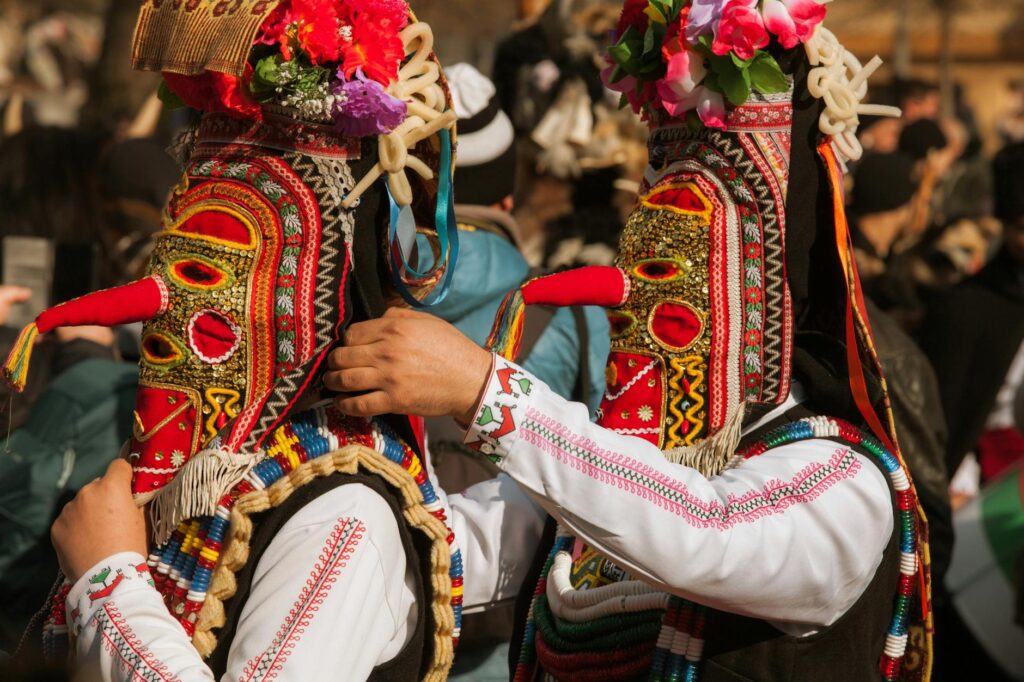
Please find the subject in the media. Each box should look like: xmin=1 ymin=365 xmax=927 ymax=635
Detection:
xmin=485 ymin=287 xmax=526 ymax=360
xmin=2 ymin=322 xmax=39 ymax=392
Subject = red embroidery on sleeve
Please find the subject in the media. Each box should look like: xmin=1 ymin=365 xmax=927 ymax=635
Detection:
xmin=240 ymin=517 xmax=366 ymax=681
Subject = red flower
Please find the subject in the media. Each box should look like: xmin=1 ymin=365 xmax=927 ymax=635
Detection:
xmin=712 ymin=1 xmax=769 ymax=61
xmin=718 ymin=166 xmax=737 ymax=181
xmin=345 ymin=0 xmax=410 ymax=28
xmin=745 ymin=372 xmax=762 ymax=388
xmin=340 ymin=11 xmax=405 ymax=85
xmin=258 ymin=0 xmax=344 ymax=63
xmin=744 ymin=242 xmax=761 ymax=259
xmin=618 ymin=0 xmax=651 ymax=35
xmin=279 ymin=275 xmax=296 ymax=288
xmin=286 ymin=233 xmax=303 ymax=247
xmin=162 ymin=68 xmax=261 ymax=119
xmin=660 ymin=6 xmax=692 ymax=62
xmin=277 ymin=315 xmax=295 ymax=332
xmin=745 ymin=329 xmax=761 ymax=346
xmin=745 ymin=287 xmax=761 ymax=304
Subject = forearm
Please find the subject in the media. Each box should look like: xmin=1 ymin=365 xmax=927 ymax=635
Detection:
xmin=465 ymin=357 xmax=894 ymax=626
xmin=69 ymin=553 xmax=213 ymax=682
xmin=448 ymin=473 xmax=546 ymax=612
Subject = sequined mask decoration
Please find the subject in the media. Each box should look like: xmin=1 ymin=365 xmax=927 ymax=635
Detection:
xmin=599 ymin=88 xmax=796 ymax=450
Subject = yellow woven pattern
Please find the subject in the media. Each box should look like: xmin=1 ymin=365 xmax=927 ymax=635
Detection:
xmin=131 ymin=0 xmax=282 ymax=77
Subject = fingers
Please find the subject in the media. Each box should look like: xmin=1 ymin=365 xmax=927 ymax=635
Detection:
xmin=334 ymin=391 xmax=394 ymax=418
xmin=0 ymin=285 xmax=31 ymax=304
xmin=323 ymin=367 xmax=385 ymax=393
xmin=343 ymin=318 xmax=391 ymax=347
xmin=327 ymin=344 xmax=389 ymax=371
xmin=104 ymin=458 xmax=134 ymax=485
xmin=383 ymin=306 xmax=421 ymax=319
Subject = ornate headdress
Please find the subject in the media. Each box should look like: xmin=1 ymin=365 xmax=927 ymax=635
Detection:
xmin=8 ymin=1 xmax=463 ymax=669
xmin=6 ymin=0 xmax=457 ymax=520
xmin=485 ymin=1 xmax=932 ymax=679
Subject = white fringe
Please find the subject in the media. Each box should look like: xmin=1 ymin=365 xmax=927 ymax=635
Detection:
xmin=147 ymin=448 xmax=260 ymax=545
xmin=663 ymin=402 xmax=746 ymax=478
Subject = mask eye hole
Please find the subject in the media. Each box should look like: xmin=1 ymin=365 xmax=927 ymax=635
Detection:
xmin=632 ymin=258 xmax=688 ymax=283
xmin=168 ymin=256 xmax=233 ymax=292
xmin=607 ymin=310 xmax=638 ymax=340
xmin=142 ymin=332 xmax=185 ymax=369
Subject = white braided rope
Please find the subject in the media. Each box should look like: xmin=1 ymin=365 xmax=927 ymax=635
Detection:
xmin=546 ymin=551 xmax=670 ymax=622
xmin=804 ymin=26 xmax=901 ymax=167
xmin=342 ymin=21 xmax=457 ymax=209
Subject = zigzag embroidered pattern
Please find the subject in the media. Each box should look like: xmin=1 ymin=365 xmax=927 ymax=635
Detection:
xmin=239 ymin=518 xmax=365 ymax=681
xmin=95 ymin=602 xmax=181 ymax=682
xmin=521 ymin=409 xmax=862 ymax=529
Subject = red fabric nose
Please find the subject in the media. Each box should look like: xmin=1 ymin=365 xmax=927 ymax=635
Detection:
xmin=520 ymin=266 xmax=630 ymax=308
xmin=36 ymin=276 xmax=168 ymax=333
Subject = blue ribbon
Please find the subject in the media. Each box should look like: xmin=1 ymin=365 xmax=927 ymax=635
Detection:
xmin=387 ymin=127 xmax=459 ymax=308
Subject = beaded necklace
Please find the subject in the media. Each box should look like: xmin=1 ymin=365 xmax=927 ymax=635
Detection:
xmin=147 ymin=405 xmax=464 ymax=645
xmin=515 ymin=416 xmax=921 ymax=682
xmin=43 ymin=405 xmax=463 ymax=660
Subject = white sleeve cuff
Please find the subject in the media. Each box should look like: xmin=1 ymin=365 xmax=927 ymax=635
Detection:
xmin=463 ymin=356 xmax=536 ymax=463
xmin=65 ymin=551 xmax=155 ymax=636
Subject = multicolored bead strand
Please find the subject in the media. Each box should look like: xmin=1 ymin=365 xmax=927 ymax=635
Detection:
xmin=520 ymin=416 xmax=920 ymax=682
xmin=738 ymin=416 xmax=921 ymax=682
xmin=143 ymin=404 xmax=464 ymax=646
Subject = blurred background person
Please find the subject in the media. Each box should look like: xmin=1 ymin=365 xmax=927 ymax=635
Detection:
xmin=921 ymin=140 xmax=1024 ymax=681
xmin=422 ymin=62 xmax=610 ymax=682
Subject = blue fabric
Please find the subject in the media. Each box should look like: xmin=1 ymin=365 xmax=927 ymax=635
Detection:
xmin=424 ymin=226 xmax=609 ymax=413
xmin=388 ymin=128 xmax=460 ymax=307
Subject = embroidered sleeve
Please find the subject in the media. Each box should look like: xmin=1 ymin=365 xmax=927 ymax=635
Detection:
xmin=236 ymin=518 xmax=366 ymax=681
xmin=68 ymin=487 xmax=411 ymax=682
xmin=475 ymin=361 xmax=895 ymax=627
xmin=463 ymin=355 xmax=535 ymax=462
xmin=69 ymin=552 xmax=216 ymax=681
xmin=223 ymin=485 xmax=415 ymax=681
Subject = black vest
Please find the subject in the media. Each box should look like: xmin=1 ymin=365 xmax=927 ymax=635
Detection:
xmin=511 ymin=406 xmax=901 ymax=682
xmin=206 ymin=472 xmax=435 ymax=681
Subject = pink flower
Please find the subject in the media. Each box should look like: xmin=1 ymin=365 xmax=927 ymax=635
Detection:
xmin=656 ymin=49 xmax=707 ymax=111
xmin=601 ymin=57 xmax=636 ymax=95
xmin=657 ymin=82 xmax=726 ymax=131
xmin=695 ymin=88 xmax=726 ymax=129
xmin=712 ymin=1 xmax=769 ymax=60
xmin=762 ymin=0 xmax=828 ymax=49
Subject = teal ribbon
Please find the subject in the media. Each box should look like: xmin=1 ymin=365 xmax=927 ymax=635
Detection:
xmin=387 ymin=127 xmax=459 ymax=307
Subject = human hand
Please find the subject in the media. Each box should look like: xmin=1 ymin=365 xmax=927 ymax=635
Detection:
xmin=51 ymin=459 xmax=147 ymax=583
xmin=325 ymin=307 xmax=493 ymax=425
xmin=0 ymin=285 xmax=31 ymax=325
xmin=55 ymin=325 xmax=115 ymax=348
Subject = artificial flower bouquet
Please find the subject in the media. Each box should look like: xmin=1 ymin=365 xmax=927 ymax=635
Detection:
xmin=159 ymin=0 xmax=413 ymax=137
xmin=604 ymin=0 xmax=828 ymax=129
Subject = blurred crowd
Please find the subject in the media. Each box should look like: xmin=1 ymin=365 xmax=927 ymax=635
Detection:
xmin=0 ymin=1 xmax=1022 ymax=680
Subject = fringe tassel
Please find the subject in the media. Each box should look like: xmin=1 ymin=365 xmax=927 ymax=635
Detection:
xmin=485 ymin=288 xmax=526 ymax=360
xmin=3 ymin=323 xmax=39 ymax=392
xmin=663 ymin=403 xmax=746 ymax=478
xmin=148 ymin=449 xmax=259 ymax=545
